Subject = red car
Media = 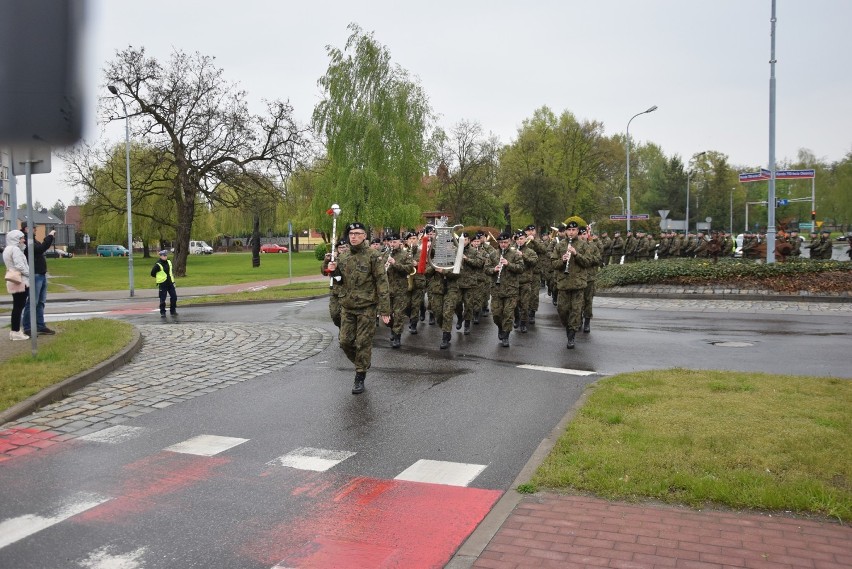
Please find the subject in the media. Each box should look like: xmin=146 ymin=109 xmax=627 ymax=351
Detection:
xmin=260 ymin=243 xmax=289 ymax=254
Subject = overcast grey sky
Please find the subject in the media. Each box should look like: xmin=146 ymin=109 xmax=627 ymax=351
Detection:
xmin=28 ymin=0 xmax=852 ymax=208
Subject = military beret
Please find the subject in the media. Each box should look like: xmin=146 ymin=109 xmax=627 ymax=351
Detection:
xmin=497 ymin=231 xmax=512 ymax=240
xmin=424 ymin=225 xmax=436 ymax=234
xmin=566 ymin=221 xmax=579 ymax=229
xmin=336 ymin=238 xmax=349 ymax=247
xmin=524 ymin=224 xmax=536 ymax=231
xmin=514 ymin=230 xmax=525 ymax=238
xmin=347 ymin=222 xmax=366 ymax=232
xmin=578 ymin=227 xmax=587 ymax=235
xmin=475 ymin=231 xmax=485 ymax=239
xmin=370 ymin=237 xmax=382 ymax=244
xmin=404 ymin=232 xmax=416 ymax=239
xmin=557 ymin=223 xmax=568 ymax=231
xmin=461 ymin=232 xmax=470 ymax=239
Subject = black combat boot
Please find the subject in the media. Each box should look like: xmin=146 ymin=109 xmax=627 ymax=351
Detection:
xmin=419 ymin=305 xmax=426 ymax=322
xmin=455 ymin=316 xmax=462 ymax=330
xmin=501 ymin=330 xmax=510 ymax=348
xmin=566 ymin=329 xmax=576 ymax=349
xmin=473 ymin=310 xmax=480 ymax=324
xmin=582 ymin=317 xmax=591 ymax=333
xmin=428 ymin=312 xmax=436 ymax=325
xmin=463 ymin=320 xmax=471 ymax=335
xmin=529 ymin=310 xmax=535 ymax=325
xmin=440 ymin=331 xmax=451 ymax=349
xmin=552 ymin=291 xmax=558 ymax=305
xmin=409 ymin=318 xmax=418 ymax=334
xmin=391 ymin=333 xmax=401 ymax=348
xmin=520 ymin=321 xmax=528 ymax=333
xmin=352 ymin=371 xmax=366 ymax=394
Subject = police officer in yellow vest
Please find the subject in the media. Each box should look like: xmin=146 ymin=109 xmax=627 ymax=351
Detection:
xmin=151 ymin=249 xmax=178 ymax=318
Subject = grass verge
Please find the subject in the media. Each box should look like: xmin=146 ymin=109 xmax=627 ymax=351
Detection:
xmin=182 ymin=281 xmax=330 ymax=305
xmin=528 ymin=369 xmax=852 ymax=522
xmin=0 ymin=319 xmax=133 ymax=412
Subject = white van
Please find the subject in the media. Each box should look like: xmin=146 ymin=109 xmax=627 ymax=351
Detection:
xmin=189 ymin=240 xmax=213 ymax=255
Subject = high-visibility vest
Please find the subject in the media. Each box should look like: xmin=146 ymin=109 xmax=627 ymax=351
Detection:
xmin=155 ymin=260 xmax=174 ymax=284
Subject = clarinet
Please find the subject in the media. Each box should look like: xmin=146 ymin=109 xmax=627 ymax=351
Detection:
xmin=564 ymin=237 xmax=574 ymax=274
xmin=495 ymin=249 xmax=505 ymax=284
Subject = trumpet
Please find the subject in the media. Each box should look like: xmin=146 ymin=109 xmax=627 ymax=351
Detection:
xmin=563 ymin=237 xmax=574 ymax=274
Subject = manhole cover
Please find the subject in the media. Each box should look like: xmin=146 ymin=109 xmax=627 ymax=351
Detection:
xmin=711 ymin=341 xmax=754 ymax=348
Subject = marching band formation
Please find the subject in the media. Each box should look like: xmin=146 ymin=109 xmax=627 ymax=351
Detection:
xmin=322 ymin=218 xmax=610 ymax=393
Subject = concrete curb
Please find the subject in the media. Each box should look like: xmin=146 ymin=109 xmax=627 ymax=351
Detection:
xmin=0 ymin=327 xmax=144 ymax=427
xmin=445 ymin=386 xmax=596 ymax=569
xmin=597 ymin=289 xmax=851 ymax=303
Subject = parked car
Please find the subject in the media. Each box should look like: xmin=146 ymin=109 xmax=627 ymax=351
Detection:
xmin=96 ymin=244 xmax=130 ymax=257
xmin=189 ymin=240 xmax=214 ymax=254
xmin=260 ymin=243 xmax=289 ymax=254
xmin=44 ymin=249 xmax=73 ymax=258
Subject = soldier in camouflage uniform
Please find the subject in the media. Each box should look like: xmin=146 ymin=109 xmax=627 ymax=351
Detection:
xmin=523 ymin=224 xmax=547 ymax=324
xmin=384 ymin=233 xmax=415 ymax=349
xmin=455 ymin=232 xmax=486 ymax=336
xmin=579 ymin=226 xmax=602 ymax=333
xmin=787 ymin=230 xmax=802 ymax=258
xmin=634 ymin=230 xmax=651 ymax=261
xmin=321 ymin=238 xmax=349 ymax=328
xmin=623 ymin=230 xmax=638 ymax=263
xmin=327 ymin=222 xmax=391 ymax=395
xmin=404 ymin=231 xmax=427 ymax=333
xmin=470 ymin=232 xmax=491 ymax=325
xmin=485 ymin=231 xmax=525 ymax=347
xmin=513 ymin=231 xmax=538 ymax=334
xmin=609 ymin=230 xmax=624 ymax=265
xmin=551 ymin=220 xmax=595 ymax=349
xmin=810 ymin=230 xmax=834 ymax=260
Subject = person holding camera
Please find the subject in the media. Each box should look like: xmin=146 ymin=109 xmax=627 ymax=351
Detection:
xmin=21 ymin=221 xmax=56 ymax=336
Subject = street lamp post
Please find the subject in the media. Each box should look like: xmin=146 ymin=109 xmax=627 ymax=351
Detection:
xmin=615 ymin=196 xmax=625 ymax=216
xmin=625 ymin=105 xmax=658 ymax=232
xmin=108 ymin=85 xmax=134 ymax=297
xmin=685 ymin=151 xmax=707 ymax=234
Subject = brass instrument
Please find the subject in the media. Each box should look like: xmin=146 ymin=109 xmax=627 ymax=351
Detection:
xmin=563 ymin=237 xmax=574 ymax=274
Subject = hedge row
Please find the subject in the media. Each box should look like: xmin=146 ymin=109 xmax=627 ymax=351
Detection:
xmin=596 ymin=257 xmax=852 ymax=288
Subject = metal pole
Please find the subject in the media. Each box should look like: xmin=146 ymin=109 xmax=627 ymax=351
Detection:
xmin=766 ymin=0 xmax=777 ymax=263
xmin=625 ymin=105 xmax=657 ymax=233
xmin=109 ymin=86 xmax=134 ymax=297
xmin=730 ymin=189 xmax=734 ymax=234
xmin=686 ymin=170 xmax=691 ymax=235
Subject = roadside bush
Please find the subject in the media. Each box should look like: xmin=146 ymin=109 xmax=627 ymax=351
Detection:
xmin=597 ymin=257 xmax=852 ymax=288
xmin=314 ymin=242 xmax=328 ymax=261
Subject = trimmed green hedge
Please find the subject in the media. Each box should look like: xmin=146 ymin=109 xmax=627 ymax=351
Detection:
xmin=597 ymin=257 xmax=852 ymax=288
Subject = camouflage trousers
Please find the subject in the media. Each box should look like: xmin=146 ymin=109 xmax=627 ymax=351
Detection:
xmin=583 ymin=280 xmax=595 ymax=319
xmin=329 ymin=294 xmax=341 ymax=328
xmin=491 ymin=293 xmax=518 ymax=334
xmin=518 ymin=280 xmax=534 ymax=322
xmin=441 ymin=288 xmax=461 ymax=333
xmin=457 ymin=287 xmax=477 ymax=320
xmin=388 ymin=293 xmax=410 ymax=335
xmin=556 ymin=288 xmax=584 ymax=332
xmin=406 ymin=282 xmax=425 ymax=319
xmin=428 ymin=291 xmax=445 ymax=328
xmin=339 ymin=305 xmax=379 ymax=373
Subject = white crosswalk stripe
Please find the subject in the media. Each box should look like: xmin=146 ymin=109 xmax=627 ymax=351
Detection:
xmin=79 ymin=425 xmax=146 ymax=444
xmin=394 ymin=459 xmax=487 ymax=487
xmin=517 ymin=364 xmax=597 ymax=376
xmin=268 ymin=447 xmax=356 ymax=472
xmin=164 ymin=434 xmax=249 ymax=456
xmin=0 ymin=492 xmax=111 ymax=550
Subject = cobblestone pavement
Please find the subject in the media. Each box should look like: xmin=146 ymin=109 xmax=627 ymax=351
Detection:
xmin=0 ymin=322 xmax=331 ymax=457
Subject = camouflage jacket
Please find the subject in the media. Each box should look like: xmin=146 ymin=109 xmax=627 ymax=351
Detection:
xmin=517 ymin=243 xmax=538 ymax=284
xmin=331 ymin=241 xmax=391 ymax=313
xmin=551 ymin=237 xmax=594 ymax=290
xmin=386 ymin=246 xmax=415 ymax=296
xmin=485 ymin=245 xmax=525 ymax=297
xmin=457 ymin=243 xmax=486 ymax=288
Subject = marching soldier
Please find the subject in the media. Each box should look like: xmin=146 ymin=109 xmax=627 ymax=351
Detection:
xmin=513 ymin=230 xmax=538 ymax=333
xmin=485 ymin=232 xmax=525 ymax=347
xmin=599 ymin=231 xmax=613 ymax=265
xmin=551 ymin=220 xmax=595 ymax=349
xmin=384 ymin=233 xmax=415 ymax=348
xmin=455 ymin=232 xmax=486 ymax=335
xmin=405 ymin=231 xmax=427 ymax=333
xmin=634 ymin=230 xmax=651 ymax=261
xmin=579 ymin=226 xmax=601 ymax=333
xmin=326 ymin=222 xmax=391 ymax=395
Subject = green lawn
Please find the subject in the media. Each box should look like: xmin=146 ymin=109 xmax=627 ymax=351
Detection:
xmin=46 ymin=251 xmax=322 ymax=292
xmin=528 ymin=369 xmax=852 ymax=522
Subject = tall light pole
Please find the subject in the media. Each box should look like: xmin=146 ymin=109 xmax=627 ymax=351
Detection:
xmin=108 ymin=85 xmax=134 ymax=297
xmin=625 ymin=105 xmax=658 ymax=232
xmin=685 ymin=151 xmax=707 ymax=234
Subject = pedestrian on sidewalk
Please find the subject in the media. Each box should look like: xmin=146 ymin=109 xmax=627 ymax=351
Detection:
xmin=326 ymin=222 xmax=391 ymax=395
xmin=3 ymin=230 xmax=30 ymax=340
xmin=21 ymin=221 xmax=56 ymax=336
xmin=151 ymin=250 xmax=178 ymax=317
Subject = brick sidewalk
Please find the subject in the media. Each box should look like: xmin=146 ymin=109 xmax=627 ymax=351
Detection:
xmin=473 ymin=494 xmax=851 ymax=569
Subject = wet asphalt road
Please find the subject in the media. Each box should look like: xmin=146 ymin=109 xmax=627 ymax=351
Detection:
xmin=1 ymin=293 xmax=849 ymax=568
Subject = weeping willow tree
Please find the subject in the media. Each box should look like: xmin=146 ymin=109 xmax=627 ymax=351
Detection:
xmin=311 ymin=23 xmax=433 ymax=232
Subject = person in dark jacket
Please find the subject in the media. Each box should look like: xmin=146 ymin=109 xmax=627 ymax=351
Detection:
xmin=21 ymin=221 xmax=56 ymax=335
xmin=151 ymin=249 xmax=178 ymax=317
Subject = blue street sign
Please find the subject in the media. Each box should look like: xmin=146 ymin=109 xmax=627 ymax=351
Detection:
xmin=777 ymin=199 xmax=789 ymax=206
